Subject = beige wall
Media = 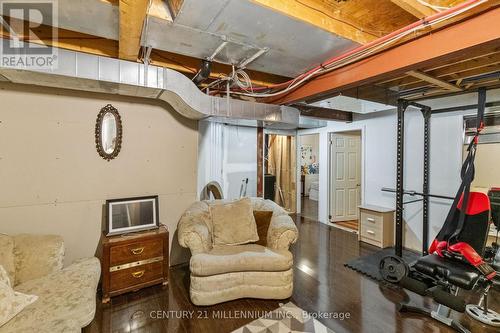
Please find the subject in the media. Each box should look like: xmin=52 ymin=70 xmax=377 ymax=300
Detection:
xmin=0 ymin=83 xmax=198 ymax=266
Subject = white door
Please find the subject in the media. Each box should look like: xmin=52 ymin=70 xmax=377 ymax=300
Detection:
xmin=329 ymin=133 xmax=361 ymax=222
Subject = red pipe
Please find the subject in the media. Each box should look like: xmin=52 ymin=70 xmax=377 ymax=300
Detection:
xmin=238 ymin=0 xmax=485 ymax=92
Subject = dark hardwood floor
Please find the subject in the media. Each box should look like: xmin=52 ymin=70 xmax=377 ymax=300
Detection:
xmin=301 ymin=196 xmax=318 ymax=221
xmin=85 ymin=216 xmax=499 ymax=333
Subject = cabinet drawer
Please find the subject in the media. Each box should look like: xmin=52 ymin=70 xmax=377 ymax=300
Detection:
xmin=360 ymin=224 xmax=382 ymax=242
xmin=360 ymin=212 xmax=382 ymax=230
xmin=110 ymin=261 xmax=163 ymax=292
xmin=110 ymin=238 xmax=163 ymax=266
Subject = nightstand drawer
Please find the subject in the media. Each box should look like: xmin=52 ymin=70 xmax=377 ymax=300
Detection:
xmin=360 ymin=212 xmax=382 ymax=231
xmin=360 ymin=225 xmax=382 ymax=242
xmin=110 ymin=238 xmax=163 ymax=266
xmin=110 ymin=261 xmax=163 ymax=292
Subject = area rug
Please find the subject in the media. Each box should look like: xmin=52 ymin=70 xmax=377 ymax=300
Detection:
xmin=232 ymin=302 xmax=335 ymax=333
xmin=344 ymin=247 xmax=419 ymax=283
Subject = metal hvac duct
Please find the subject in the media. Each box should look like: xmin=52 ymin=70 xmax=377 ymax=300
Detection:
xmin=0 ymin=42 xmax=320 ymax=129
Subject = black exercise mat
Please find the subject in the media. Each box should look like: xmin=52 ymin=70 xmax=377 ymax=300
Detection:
xmin=344 ymin=247 xmax=420 ymax=282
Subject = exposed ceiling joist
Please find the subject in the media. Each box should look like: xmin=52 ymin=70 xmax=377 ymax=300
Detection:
xmin=393 ymin=63 xmax=500 ymax=91
xmin=378 ymin=50 xmax=500 ymax=87
xmin=118 ymin=0 xmax=149 ymax=61
xmin=0 ymin=16 xmax=288 ymax=87
xmin=390 ymin=0 xmax=438 ymax=18
xmin=406 ymin=70 xmax=462 ymax=91
xmin=0 ymin=16 xmax=118 ymax=57
xmin=272 ymin=7 xmax=500 ymax=104
xmin=250 ymin=0 xmax=379 ymax=44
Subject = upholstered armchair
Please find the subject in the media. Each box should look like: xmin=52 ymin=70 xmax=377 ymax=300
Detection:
xmin=178 ymin=197 xmax=298 ymax=306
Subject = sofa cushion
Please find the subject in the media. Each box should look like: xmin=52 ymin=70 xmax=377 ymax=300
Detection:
xmin=0 ymin=235 xmax=15 ymax=285
xmin=0 ymin=279 xmax=38 ymax=327
xmin=190 ymin=269 xmax=293 ymax=306
xmin=1 ymin=257 xmax=100 ymax=332
xmin=13 ymin=235 xmax=64 ymax=286
xmin=209 ymin=198 xmax=259 ymax=246
xmin=190 ymin=244 xmax=293 ymax=276
xmin=253 ymin=210 xmax=273 ymax=246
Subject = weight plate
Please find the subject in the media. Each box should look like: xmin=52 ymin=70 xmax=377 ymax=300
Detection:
xmin=379 ymin=255 xmax=408 ymax=283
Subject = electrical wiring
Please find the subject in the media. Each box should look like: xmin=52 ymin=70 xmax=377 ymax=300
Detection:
xmin=202 ymin=66 xmax=254 ymax=94
xmin=216 ymin=0 xmax=488 ymax=99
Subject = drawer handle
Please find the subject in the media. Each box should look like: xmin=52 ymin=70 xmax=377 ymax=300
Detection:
xmin=131 ymin=247 xmax=145 ymax=255
xmin=367 ymin=218 xmax=375 ymax=222
xmin=131 ymin=270 xmax=145 ymax=278
xmin=366 ymin=230 xmax=376 ymax=235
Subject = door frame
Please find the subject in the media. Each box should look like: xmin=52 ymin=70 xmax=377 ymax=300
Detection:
xmin=262 ymin=129 xmax=298 ymax=212
xmin=328 ymin=127 xmax=366 ymax=224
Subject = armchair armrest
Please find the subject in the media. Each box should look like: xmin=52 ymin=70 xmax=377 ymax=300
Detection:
xmin=177 ymin=202 xmax=212 ymax=255
xmin=13 ymin=234 xmax=64 ymax=285
xmin=266 ymin=214 xmax=298 ymax=250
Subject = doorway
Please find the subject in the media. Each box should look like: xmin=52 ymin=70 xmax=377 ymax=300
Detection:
xmin=264 ymin=133 xmax=297 ymax=213
xmin=329 ymin=130 xmax=362 ymax=232
xmin=299 ymin=134 xmax=319 ymax=220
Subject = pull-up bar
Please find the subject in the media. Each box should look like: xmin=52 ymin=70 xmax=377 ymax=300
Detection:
xmin=381 ymin=187 xmax=454 ymax=200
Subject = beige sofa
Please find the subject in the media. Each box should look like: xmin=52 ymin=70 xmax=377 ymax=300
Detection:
xmin=178 ymin=197 xmax=298 ymax=306
xmin=0 ymin=234 xmax=100 ymax=333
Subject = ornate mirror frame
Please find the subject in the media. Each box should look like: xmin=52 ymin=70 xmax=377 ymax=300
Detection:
xmin=95 ymin=104 xmax=122 ymax=161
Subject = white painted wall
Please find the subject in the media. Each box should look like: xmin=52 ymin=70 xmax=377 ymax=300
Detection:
xmin=298 ymin=88 xmax=500 ymax=251
xmin=223 ymin=125 xmax=257 ymax=199
xmin=198 ymin=121 xmax=257 ymax=200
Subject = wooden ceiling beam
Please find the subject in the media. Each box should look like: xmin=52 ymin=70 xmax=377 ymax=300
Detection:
xmin=118 ymin=0 xmax=149 ymax=61
xmin=250 ymin=0 xmax=379 ymax=44
xmin=271 ymin=7 xmax=500 ymax=104
xmin=293 ymin=104 xmax=353 ymax=122
xmin=406 ymin=70 xmax=462 ymax=91
xmin=0 ymin=15 xmax=118 ymax=57
xmin=390 ymin=0 xmax=438 ymax=18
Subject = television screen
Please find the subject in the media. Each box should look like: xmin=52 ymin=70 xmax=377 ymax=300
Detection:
xmin=106 ymin=196 xmax=159 ymax=235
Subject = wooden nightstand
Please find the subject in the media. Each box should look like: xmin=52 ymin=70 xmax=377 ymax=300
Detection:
xmin=100 ymin=225 xmax=169 ymax=303
xmin=358 ymin=205 xmax=395 ymax=248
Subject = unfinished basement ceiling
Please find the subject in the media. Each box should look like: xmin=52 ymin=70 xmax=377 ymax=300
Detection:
xmin=21 ymin=0 xmax=359 ymax=78
xmin=4 ymin=0 xmax=119 ymax=40
xmin=143 ymin=0 xmax=358 ymax=77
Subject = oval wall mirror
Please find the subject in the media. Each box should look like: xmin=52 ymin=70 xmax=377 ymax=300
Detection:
xmin=95 ymin=104 xmax=122 ymax=161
